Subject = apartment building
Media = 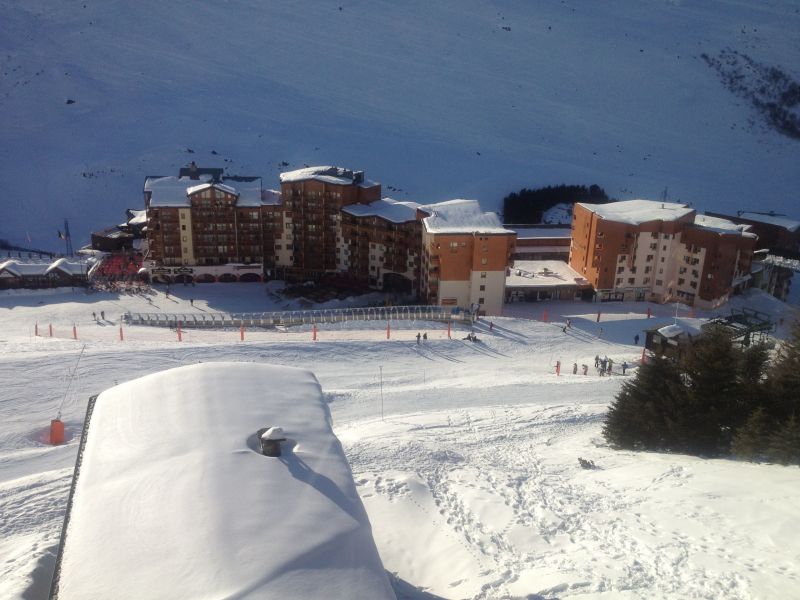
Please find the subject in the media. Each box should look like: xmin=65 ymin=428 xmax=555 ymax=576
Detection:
xmin=144 ymin=164 xmax=279 ymax=282
xmin=569 ymin=200 xmax=756 ymax=308
xmin=419 ymin=200 xmax=516 ymax=315
xmin=276 ymin=167 xmax=381 ymax=281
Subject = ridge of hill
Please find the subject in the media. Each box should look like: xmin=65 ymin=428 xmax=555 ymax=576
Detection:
xmin=1 ymin=0 xmax=798 ymax=251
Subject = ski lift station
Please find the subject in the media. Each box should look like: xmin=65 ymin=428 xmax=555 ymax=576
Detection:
xmin=49 ymin=363 xmax=394 ymax=600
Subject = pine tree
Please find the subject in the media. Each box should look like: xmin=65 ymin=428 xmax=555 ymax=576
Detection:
xmin=768 ymin=322 xmax=800 ymax=421
xmin=765 ymin=415 xmax=800 ymax=465
xmin=603 ymin=356 xmax=685 ymax=451
xmin=731 ymin=406 xmax=770 ymax=460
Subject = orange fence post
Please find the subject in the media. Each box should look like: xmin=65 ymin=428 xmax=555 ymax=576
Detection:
xmin=447 ymin=321 xmax=451 ymax=339
xmin=647 ymin=306 xmax=652 ymax=318
xmin=119 ymin=326 xmax=124 ymax=341
xmin=35 ymin=322 xmax=39 ymax=336
xmin=240 ymin=325 xmax=245 ymax=341
xmin=386 ymin=322 xmax=390 ymax=340
xmin=641 ymin=347 xmax=647 ymax=364
xmin=312 ymin=324 xmax=317 ymax=341
xmin=49 ymin=324 xmax=53 ymax=337
xmin=72 ymin=325 xmax=77 ymax=340
xmin=555 ymin=360 xmax=561 ymax=376
xmin=177 ymin=322 xmax=182 ymax=342
xmin=543 ymin=309 xmax=548 ymax=323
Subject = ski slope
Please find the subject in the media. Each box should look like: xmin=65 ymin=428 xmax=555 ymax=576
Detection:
xmin=2 ymin=1 xmax=799 ymax=250
xmin=1 ymin=284 xmax=799 ymax=598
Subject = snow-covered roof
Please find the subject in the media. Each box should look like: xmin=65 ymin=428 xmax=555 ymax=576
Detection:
xmin=145 ymin=176 xmax=264 ymax=207
xmin=53 ymin=363 xmax=393 ymax=600
xmin=657 ymin=324 xmax=685 ymax=338
xmin=0 ymin=260 xmax=48 ymax=276
xmin=420 ymin=200 xmax=514 ymax=235
xmin=262 ymin=188 xmax=282 ymax=206
xmin=693 ymin=214 xmax=757 ymax=237
xmin=508 ymin=227 xmax=571 ymax=240
xmin=279 ymin=166 xmax=377 ymax=187
xmin=577 ymin=200 xmax=694 ymax=225
xmin=127 ymin=209 xmax=147 ymax=226
xmin=506 ymin=260 xmax=590 ymax=288
xmin=341 ymin=197 xmax=420 ymax=223
xmin=738 ymin=212 xmax=800 ymax=232
xmin=44 ymin=258 xmax=86 ymax=276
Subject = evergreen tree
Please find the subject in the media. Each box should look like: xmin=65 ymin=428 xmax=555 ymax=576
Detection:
xmin=765 ymin=415 xmax=800 ymax=465
xmin=731 ymin=406 xmax=770 ymax=460
xmin=768 ymin=322 xmax=800 ymax=421
xmin=603 ymin=356 xmax=685 ymax=451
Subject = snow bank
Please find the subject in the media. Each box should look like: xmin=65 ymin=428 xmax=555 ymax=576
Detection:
xmin=52 ymin=363 xmax=393 ymax=600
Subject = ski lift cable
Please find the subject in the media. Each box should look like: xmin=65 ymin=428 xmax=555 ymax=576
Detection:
xmin=57 ymin=344 xmax=87 ymax=419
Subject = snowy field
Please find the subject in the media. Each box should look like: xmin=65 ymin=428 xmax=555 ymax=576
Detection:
xmin=1 ymin=284 xmax=800 ymax=599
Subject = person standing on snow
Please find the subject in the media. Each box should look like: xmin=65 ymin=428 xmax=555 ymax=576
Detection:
xmin=573 ymin=362 xmax=578 ymax=374
xmin=634 ymin=334 xmax=640 ymax=345
xmin=622 ymin=361 xmax=628 ymax=375
xmin=582 ymin=364 xmax=588 ymax=375
xmin=594 ymin=355 xmax=599 ymax=368
xmin=416 ymin=332 xmax=421 ymax=345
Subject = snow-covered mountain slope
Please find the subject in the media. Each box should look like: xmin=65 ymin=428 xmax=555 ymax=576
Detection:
xmin=2 ymin=0 xmax=798 ymax=250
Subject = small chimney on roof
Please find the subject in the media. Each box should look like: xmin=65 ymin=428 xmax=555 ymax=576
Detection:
xmin=353 ymin=170 xmax=364 ymax=185
xmin=189 ymin=161 xmax=199 ymax=180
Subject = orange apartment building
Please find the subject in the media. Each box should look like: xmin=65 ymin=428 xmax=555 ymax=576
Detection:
xmin=569 ymin=200 xmax=756 ymax=308
xmin=418 ymin=200 xmax=516 ymax=315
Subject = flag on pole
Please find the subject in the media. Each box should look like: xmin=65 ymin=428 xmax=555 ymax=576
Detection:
xmin=57 ymin=230 xmax=65 ymax=240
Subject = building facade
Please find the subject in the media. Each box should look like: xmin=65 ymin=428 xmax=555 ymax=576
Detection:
xmin=569 ymin=200 xmax=756 ymax=308
xmin=144 ymin=165 xmax=514 ymax=313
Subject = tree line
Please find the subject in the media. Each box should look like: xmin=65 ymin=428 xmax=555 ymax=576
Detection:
xmin=603 ymin=324 xmax=800 ymax=465
xmin=502 ymin=184 xmax=612 ymax=224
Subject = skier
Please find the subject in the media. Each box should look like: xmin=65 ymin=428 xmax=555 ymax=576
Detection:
xmin=562 ymin=325 xmax=567 ymax=333
xmin=607 ymin=359 xmax=613 ymax=375
xmin=92 ymin=311 xmax=97 ymax=321
xmin=634 ymin=334 xmax=640 ymax=345
xmin=566 ymin=318 xmax=571 ymax=329
xmin=582 ymin=364 xmax=588 ymax=376
xmin=622 ymin=361 xmax=628 ymax=375
xmin=594 ymin=354 xmax=599 ymax=368
xmin=416 ymin=332 xmax=421 ymax=345
xmin=573 ymin=362 xmax=578 ymax=375
xmin=190 ymin=299 xmax=194 ymax=307
xmin=489 ymin=321 xmax=494 ymax=331
xmin=100 ymin=310 xmax=105 ymax=320
xmin=423 ymin=332 xmax=427 ymax=341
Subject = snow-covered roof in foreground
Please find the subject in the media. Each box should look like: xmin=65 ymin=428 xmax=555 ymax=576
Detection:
xmin=279 ymin=166 xmax=377 ymax=187
xmin=0 ymin=259 xmax=85 ymax=277
xmin=421 ymin=199 xmax=513 ymax=235
xmin=693 ymin=214 xmax=757 ymax=237
xmin=145 ymin=176 xmax=264 ymax=207
xmin=738 ymin=212 xmax=800 ymax=232
xmin=342 ymin=197 xmax=420 ymax=223
xmin=578 ymin=199 xmax=694 ymax=225
xmin=53 ymin=363 xmax=393 ymax=600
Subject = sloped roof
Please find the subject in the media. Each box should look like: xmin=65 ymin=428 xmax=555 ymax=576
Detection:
xmin=145 ymin=175 xmax=264 ymax=207
xmin=738 ymin=212 xmax=800 ymax=232
xmin=279 ymin=166 xmax=377 ymax=187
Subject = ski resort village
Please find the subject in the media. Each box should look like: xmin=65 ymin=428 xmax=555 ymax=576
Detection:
xmin=3 ymin=1 xmax=800 ymax=599
xmin=1 ymin=161 xmax=800 ymax=599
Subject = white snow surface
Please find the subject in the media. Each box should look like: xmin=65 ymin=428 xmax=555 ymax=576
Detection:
xmin=578 ymin=199 xmax=695 ymax=225
xmin=54 ymin=362 xmax=393 ymax=600
xmin=1 ymin=284 xmax=800 ymax=599
xmin=341 ymin=198 xmax=421 ymax=224
xmin=5 ymin=1 xmax=799 ymax=251
xmin=422 ymin=199 xmax=512 ymax=235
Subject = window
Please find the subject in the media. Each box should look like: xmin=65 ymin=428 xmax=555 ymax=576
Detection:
xmin=617 ymin=266 xmax=624 ymax=274
xmin=481 ymin=258 xmax=487 ymax=265
xmin=690 ymin=281 xmax=698 ymax=289
xmin=649 ymin=243 xmax=657 ymax=250
xmin=616 ymin=278 xmax=623 ymax=285
xmin=618 ymin=255 xmax=626 ymax=263
xmin=478 ymin=297 xmax=485 ymax=304
xmin=181 ymin=224 xmax=186 ymax=231
xmin=479 ymin=285 xmax=486 ymax=291
xmin=182 ymin=236 xmax=187 ymax=242
xmin=646 ymin=255 xmax=654 ymax=262
xmin=628 ymin=278 xmax=635 ymax=284
xmin=644 ymin=266 xmax=652 ymax=274
xmin=678 ymin=278 xmax=685 ymax=285
xmin=655 ymin=279 xmax=663 ymax=286
xmin=643 ymin=277 xmax=650 ymax=285
xmin=480 ymin=272 xmax=487 ymax=278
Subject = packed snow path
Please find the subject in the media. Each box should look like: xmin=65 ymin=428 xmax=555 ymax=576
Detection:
xmin=1 ymin=286 xmax=799 ymax=599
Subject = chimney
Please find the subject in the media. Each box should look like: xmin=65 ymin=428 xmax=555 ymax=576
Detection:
xmin=353 ymin=170 xmax=364 ymax=185
xmin=189 ymin=161 xmax=199 ymax=180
